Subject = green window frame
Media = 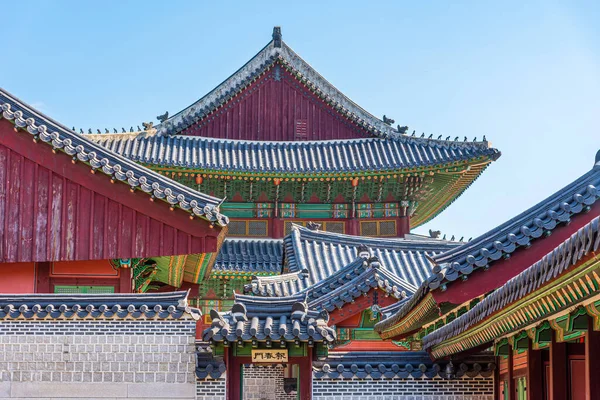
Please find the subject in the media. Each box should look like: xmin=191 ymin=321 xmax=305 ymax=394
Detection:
xmin=54 ymin=285 xmax=115 ymax=294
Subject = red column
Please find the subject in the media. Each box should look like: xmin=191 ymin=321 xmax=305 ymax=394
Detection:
xmin=35 ymin=262 xmax=51 ymax=293
xmin=549 ymin=330 xmax=567 ymax=400
xmin=586 ymin=316 xmax=600 ymax=400
xmin=397 ymin=216 xmax=410 ymax=237
xmin=119 ymin=267 xmax=132 ymax=293
xmin=527 ymin=340 xmax=544 ymax=400
xmin=347 ymin=218 xmax=359 ymax=235
xmin=298 ymin=347 xmax=313 ymax=400
xmin=507 ymin=347 xmax=515 ymax=400
xmin=271 ymin=217 xmax=284 ymax=238
xmin=226 ymin=353 xmax=248 ymax=400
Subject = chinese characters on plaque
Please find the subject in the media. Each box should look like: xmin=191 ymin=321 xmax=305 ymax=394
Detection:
xmin=251 ymin=349 xmax=289 ymax=363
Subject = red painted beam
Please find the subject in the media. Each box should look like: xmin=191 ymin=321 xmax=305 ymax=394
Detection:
xmin=435 ymin=202 xmax=600 ymax=305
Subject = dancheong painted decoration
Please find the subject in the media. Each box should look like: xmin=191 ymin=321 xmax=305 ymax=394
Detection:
xmin=1 ymin=25 xmax=598 ymax=400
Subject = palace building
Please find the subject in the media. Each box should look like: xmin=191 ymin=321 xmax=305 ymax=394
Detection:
xmin=1 ymin=26 xmax=597 ymax=400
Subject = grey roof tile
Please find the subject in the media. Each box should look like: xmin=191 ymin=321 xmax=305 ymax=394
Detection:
xmin=0 ymin=291 xmax=200 ymax=320
xmin=430 ymin=162 xmax=600 ymax=289
xmin=285 ymin=225 xmax=461 ymax=292
xmin=90 ymin=133 xmax=498 ymax=174
xmin=214 ymin=239 xmax=283 ymax=274
xmin=203 ymin=294 xmax=335 ymax=343
xmin=422 ymin=215 xmax=600 ymax=352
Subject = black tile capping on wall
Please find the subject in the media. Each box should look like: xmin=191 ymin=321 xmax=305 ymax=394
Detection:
xmin=0 ymin=320 xmax=196 ymax=335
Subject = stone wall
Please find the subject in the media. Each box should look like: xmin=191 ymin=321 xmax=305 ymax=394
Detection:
xmin=0 ymin=319 xmax=197 ymax=399
xmin=312 ymin=376 xmax=495 ymax=400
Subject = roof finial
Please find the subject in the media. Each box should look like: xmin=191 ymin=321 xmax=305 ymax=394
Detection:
xmin=272 ymin=26 xmax=282 ymax=48
xmin=595 ymin=149 xmax=600 ymax=166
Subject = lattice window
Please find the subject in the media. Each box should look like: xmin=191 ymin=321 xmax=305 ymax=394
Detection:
xmin=360 ymin=221 xmax=378 ymax=237
xmin=294 ymin=119 xmax=308 ymax=140
xmin=324 ymin=222 xmax=344 ymax=234
xmin=379 ymin=221 xmax=397 ymax=236
xmin=54 ymin=285 xmax=115 ymax=294
xmin=284 ymin=221 xmax=298 ymax=236
xmin=248 ymin=221 xmax=268 ymax=236
xmin=228 ymin=220 xmax=248 ymax=236
xmin=360 ymin=220 xmax=397 ymax=237
xmin=228 ymin=220 xmax=268 ymax=237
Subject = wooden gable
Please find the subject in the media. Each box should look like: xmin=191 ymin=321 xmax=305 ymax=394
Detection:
xmin=180 ymin=63 xmax=372 ymax=141
xmin=0 ymin=118 xmax=221 ymax=263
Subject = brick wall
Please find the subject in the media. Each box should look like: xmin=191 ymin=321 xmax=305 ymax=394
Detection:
xmin=0 ymin=319 xmax=197 ymax=399
xmin=196 ymin=378 xmax=226 ymax=400
xmin=312 ymin=376 xmax=495 ymax=400
xmin=241 ymin=365 xmax=296 ymax=400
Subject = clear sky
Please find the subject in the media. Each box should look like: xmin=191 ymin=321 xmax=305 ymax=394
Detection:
xmin=1 ymin=1 xmax=598 ymax=239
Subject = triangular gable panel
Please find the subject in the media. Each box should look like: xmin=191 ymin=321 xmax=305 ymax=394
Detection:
xmin=176 ymin=62 xmax=373 ymax=141
xmin=0 ymin=90 xmax=227 ymax=263
xmin=158 ymin=31 xmax=401 ymax=140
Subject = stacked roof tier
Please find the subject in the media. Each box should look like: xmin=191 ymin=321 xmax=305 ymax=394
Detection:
xmin=84 ymin=28 xmax=500 ymax=228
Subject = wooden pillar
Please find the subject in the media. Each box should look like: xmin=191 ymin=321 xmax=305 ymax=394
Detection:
xmin=347 ymin=218 xmax=359 ymax=235
xmin=549 ymin=330 xmax=567 ymax=400
xmin=271 ymin=217 xmax=284 ymax=239
xmin=119 ymin=267 xmax=132 ymax=293
xmin=586 ymin=316 xmax=600 ymax=400
xmin=35 ymin=262 xmax=51 ymax=293
xmin=527 ymin=340 xmax=544 ymax=400
xmin=298 ymin=346 xmax=313 ymax=400
xmin=226 ymin=350 xmax=243 ymax=400
xmin=507 ymin=346 xmax=515 ymax=400
xmin=397 ymin=215 xmax=410 ymax=237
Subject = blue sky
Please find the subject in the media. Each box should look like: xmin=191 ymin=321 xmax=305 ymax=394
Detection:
xmin=1 ymin=1 xmax=598 ymax=239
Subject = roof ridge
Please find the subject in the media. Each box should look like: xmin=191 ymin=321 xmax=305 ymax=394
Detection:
xmin=423 ymin=215 xmax=600 ymax=353
xmin=430 ymin=164 xmax=600 ymax=287
xmin=152 ymin=29 xmax=492 ymax=145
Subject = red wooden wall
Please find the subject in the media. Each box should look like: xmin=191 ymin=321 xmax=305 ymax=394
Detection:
xmin=0 ymin=120 xmax=219 ymax=263
xmin=181 ymin=66 xmax=373 ymax=141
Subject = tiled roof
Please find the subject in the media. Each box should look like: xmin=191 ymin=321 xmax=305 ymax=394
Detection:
xmin=313 ymin=351 xmax=496 ymax=380
xmin=245 ymin=256 xmax=412 ymax=310
xmin=305 ymin=257 xmax=410 ymax=312
xmin=89 ymin=133 xmax=499 ymax=174
xmin=213 ymin=239 xmax=283 ymax=274
xmin=375 ymin=159 xmax=600 ymax=335
xmin=203 ymin=294 xmax=336 ymax=343
xmin=0 ymin=89 xmax=228 ymax=227
xmin=244 ymin=269 xmax=308 ymax=297
xmin=422 ymin=216 xmax=600 ymax=354
xmin=0 ymin=291 xmax=200 ymax=320
xmin=285 ymin=225 xmax=462 ymax=291
xmin=429 ymin=161 xmax=600 ymax=289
